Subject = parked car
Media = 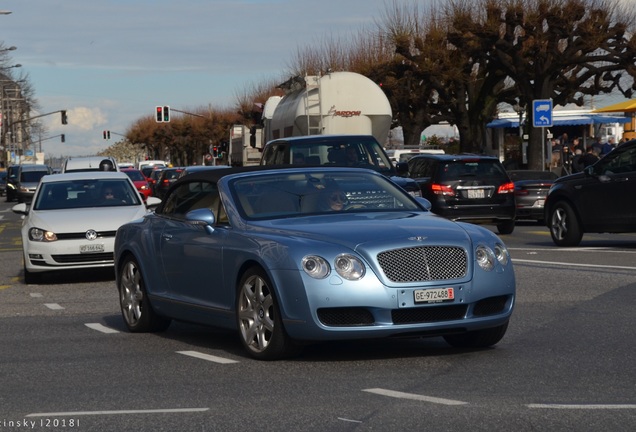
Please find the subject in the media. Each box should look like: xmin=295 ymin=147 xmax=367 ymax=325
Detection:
xmin=114 ymin=166 xmax=515 ymax=360
xmin=0 ymin=170 xmax=6 ymax=197
xmin=545 ymin=138 xmax=636 ymax=246
xmin=61 ymin=156 xmax=119 ymax=173
xmin=121 ymin=168 xmax=152 ymax=200
xmin=508 ymin=170 xmax=559 ymax=223
xmin=407 ymin=154 xmax=516 ymax=234
xmin=5 ymin=164 xmax=54 ymax=203
xmin=259 ymin=135 xmax=421 ymax=197
xmin=12 ymin=171 xmax=161 ymax=284
xmin=153 ymin=167 xmax=183 ymax=199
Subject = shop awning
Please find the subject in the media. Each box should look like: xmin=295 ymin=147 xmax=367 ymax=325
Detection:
xmin=487 ymin=114 xmax=631 ymax=128
xmin=592 ymin=99 xmax=636 ymax=113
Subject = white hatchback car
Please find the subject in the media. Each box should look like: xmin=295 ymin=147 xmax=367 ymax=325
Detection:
xmin=12 ymin=171 xmax=160 ymax=284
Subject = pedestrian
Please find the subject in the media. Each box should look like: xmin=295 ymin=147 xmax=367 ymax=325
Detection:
xmin=580 ymin=145 xmax=599 ymax=168
xmin=551 ymin=139 xmax=562 ymax=167
xmin=591 ymin=137 xmax=603 ymax=155
xmin=601 ymin=137 xmax=616 ymax=156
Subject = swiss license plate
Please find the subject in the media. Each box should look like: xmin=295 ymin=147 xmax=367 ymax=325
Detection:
xmin=414 ymin=287 xmax=455 ymax=304
xmin=80 ymin=243 xmax=105 ymax=253
xmin=466 ymin=189 xmax=485 ymax=199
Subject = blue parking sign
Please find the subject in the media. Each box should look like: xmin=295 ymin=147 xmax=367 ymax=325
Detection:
xmin=533 ymin=99 xmax=553 ymax=127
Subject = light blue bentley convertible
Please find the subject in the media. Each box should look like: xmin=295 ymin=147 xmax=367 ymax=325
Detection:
xmin=114 ymin=166 xmax=515 ymax=360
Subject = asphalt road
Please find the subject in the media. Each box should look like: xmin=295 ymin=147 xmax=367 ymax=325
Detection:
xmin=1 ymin=201 xmax=635 ymax=432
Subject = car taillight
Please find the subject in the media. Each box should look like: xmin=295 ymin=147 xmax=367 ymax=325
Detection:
xmin=498 ymin=182 xmax=515 ymax=194
xmin=162 ymin=179 xmax=169 ymax=185
xmin=431 ymin=184 xmax=455 ymax=196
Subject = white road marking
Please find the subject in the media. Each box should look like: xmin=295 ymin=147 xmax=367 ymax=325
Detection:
xmin=177 ymin=350 xmax=239 ymax=364
xmin=528 ymin=404 xmax=636 ymax=410
xmin=363 ymin=388 xmax=467 ymax=405
xmin=512 ymin=258 xmax=636 ymax=271
xmin=26 ymin=408 xmax=209 ymax=417
xmin=44 ymin=303 xmax=64 ymax=310
xmin=338 ymin=417 xmax=363 ymax=423
xmin=85 ymin=323 xmax=120 ymax=334
xmin=30 ymin=293 xmax=43 ymax=298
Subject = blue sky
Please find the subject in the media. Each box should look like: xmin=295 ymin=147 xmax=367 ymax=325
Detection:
xmin=2 ymin=0 xmax=398 ymax=156
xmin=1 ymin=0 xmax=628 ymax=157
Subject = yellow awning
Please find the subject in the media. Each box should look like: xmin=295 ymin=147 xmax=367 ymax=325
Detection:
xmin=592 ymin=99 xmax=636 ymax=113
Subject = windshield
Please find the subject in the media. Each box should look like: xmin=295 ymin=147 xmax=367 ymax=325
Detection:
xmin=123 ymin=170 xmax=146 ymax=182
xmin=20 ymin=171 xmax=49 ymax=183
xmin=231 ymin=170 xmax=420 ymax=220
xmin=33 ymin=179 xmax=141 ymax=210
xmin=275 ymin=136 xmax=395 ymax=175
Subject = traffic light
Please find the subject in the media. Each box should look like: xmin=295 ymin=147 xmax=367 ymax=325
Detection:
xmin=61 ymin=110 xmax=68 ymax=125
xmin=61 ymin=134 xmax=65 ymax=143
xmin=103 ymin=130 xmax=110 ymax=140
xmin=155 ymin=106 xmax=171 ymax=122
xmin=212 ymin=146 xmax=218 ymax=157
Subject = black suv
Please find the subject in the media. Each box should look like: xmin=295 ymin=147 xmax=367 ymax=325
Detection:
xmin=545 ymin=138 xmax=636 ymax=246
xmin=407 ymin=154 xmax=516 ymax=234
xmin=260 ymin=135 xmax=421 ymax=196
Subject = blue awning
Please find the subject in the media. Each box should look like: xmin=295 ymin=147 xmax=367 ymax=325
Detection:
xmin=487 ymin=114 xmax=631 ymax=128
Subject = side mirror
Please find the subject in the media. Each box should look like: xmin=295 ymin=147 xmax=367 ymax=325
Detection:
xmin=12 ymin=203 xmax=28 ymax=215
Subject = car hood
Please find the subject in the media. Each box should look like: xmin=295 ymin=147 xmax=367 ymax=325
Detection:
xmin=253 ymin=211 xmax=473 ymax=250
xmin=29 ymin=206 xmax=148 ymax=233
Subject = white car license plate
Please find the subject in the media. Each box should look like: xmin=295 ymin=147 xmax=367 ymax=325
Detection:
xmin=80 ymin=243 xmax=105 ymax=253
xmin=414 ymin=287 xmax=455 ymax=303
xmin=466 ymin=189 xmax=485 ymax=199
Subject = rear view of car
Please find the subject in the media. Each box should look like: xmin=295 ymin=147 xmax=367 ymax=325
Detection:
xmin=508 ymin=170 xmax=558 ymax=223
xmin=408 ymin=154 xmax=516 ymax=234
xmin=154 ymin=167 xmax=183 ymax=199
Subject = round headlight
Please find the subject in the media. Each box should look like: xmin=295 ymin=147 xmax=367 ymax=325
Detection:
xmin=302 ymin=255 xmax=330 ymax=279
xmin=29 ymin=228 xmax=57 ymax=242
xmin=475 ymin=245 xmax=495 ymax=271
xmin=494 ymin=243 xmax=509 ymax=266
xmin=334 ymin=254 xmax=365 ymax=280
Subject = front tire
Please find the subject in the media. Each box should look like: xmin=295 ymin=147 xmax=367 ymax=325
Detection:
xmin=443 ymin=322 xmax=509 ymax=348
xmin=236 ymin=267 xmax=300 ymax=360
xmin=23 ymin=264 xmax=41 ymax=285
xmin=118 ymin=256 xmax=171 ymax=332
xmin=497 ymin=219 xmax=515 ymax=235
xmin=548 ymin=201 xmax=582 ymax=246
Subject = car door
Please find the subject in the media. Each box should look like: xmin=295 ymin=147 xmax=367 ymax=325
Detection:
xmin=586 ymin=143 xmax=636 ymax=229
xmin=157 ymin=180 xmax=230 ymax=310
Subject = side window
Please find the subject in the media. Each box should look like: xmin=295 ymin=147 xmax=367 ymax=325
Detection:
xmin=160 ymin=181 xmax=220 ymax=219
xmin=601 ymin=145 xmax=636 ymax=174
xmin=262 ymin=142 xmax=288 ymax=165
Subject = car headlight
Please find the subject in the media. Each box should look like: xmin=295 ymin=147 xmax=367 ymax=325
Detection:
xmin=475 ymin=245 xmax=496 ymax=271
xmin=334 ymin=254 xmax=365 ymax=280
xmin=302 ymin=255 xmax=330 ymax=279
xmin=29 ymin=228 xmax=57 ymax=242
xmin=494 ymin=243 xmax=509 ymax=266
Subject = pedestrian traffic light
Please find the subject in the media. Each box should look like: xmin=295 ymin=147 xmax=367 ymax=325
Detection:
xmin=61 ymin=134 xmax=65 ymax=143
xmin=163 ymin=106 xmax=170 ymax=122
xmin=61 ymin=110 xmax=68 ymax=125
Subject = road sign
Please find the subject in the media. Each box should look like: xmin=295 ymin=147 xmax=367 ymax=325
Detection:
xmin=533 ymin=99 xmax=553 ymax=127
